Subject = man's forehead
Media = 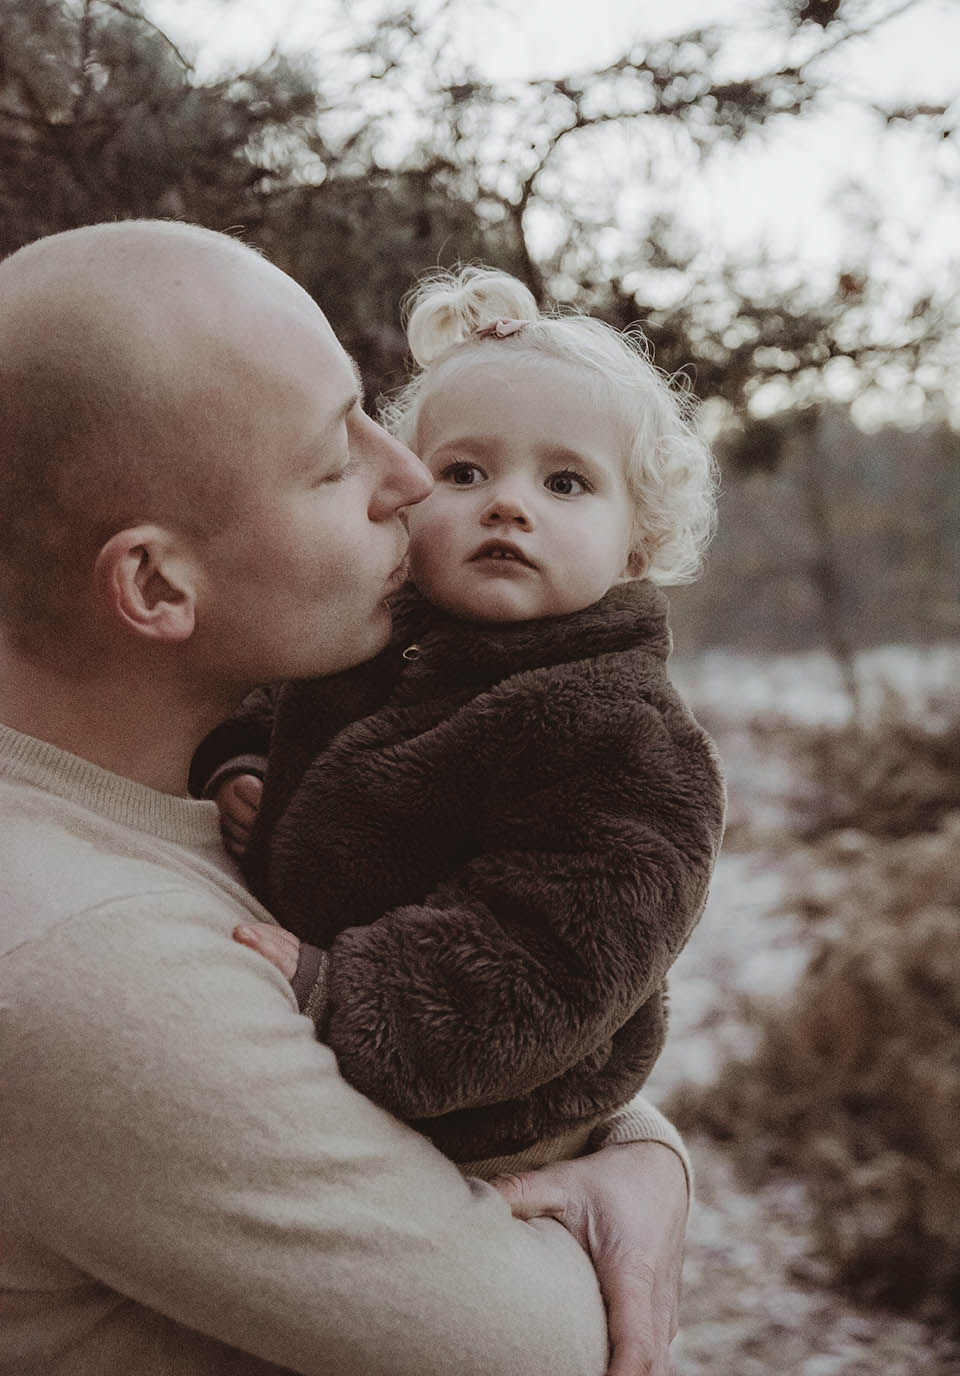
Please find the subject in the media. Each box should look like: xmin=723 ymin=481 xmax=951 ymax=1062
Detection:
xmin=344 ymin=352 xmax=363 ymax=393
xmin=326 ymin=350 xmax=364 ymax=412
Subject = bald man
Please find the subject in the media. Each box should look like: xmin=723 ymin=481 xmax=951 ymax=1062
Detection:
xmin=0 ymin=222 xmax=689 ymax=1376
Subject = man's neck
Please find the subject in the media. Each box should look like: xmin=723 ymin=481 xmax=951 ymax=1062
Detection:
xmin=0 ymin=645 xmax=233 ymax=797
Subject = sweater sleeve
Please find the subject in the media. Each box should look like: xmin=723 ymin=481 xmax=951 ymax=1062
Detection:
xmin=592 ymin=1091 xmax=693 ymax=1197
xmin=318 ymin=694 xmax=725 ymax=1122
xmin=188 ymin=683 xmax=279 ymax=799
xmin=0 ymin=891 xmax=608 ymax=1376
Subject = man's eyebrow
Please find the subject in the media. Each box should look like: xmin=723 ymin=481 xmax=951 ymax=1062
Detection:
xmin=345 ymin=356 xmax=365 ymax=410
xmin=333 ymin=389 xmax=362 ymax=426
xmin=324 ymin=358 xmax=365 ymax=433
xmin=296 ymin=378 xmax=364 ymax=472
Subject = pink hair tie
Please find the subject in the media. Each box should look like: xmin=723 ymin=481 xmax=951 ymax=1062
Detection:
xmin=474 ymin=318 xmax=527 ymax=339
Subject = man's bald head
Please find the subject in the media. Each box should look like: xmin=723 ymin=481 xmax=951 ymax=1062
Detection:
xmin=0 ymin=220 xmax=320 ymax=661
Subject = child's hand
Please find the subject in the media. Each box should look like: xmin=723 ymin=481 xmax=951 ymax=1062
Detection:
xmin=234 ymin=922 xmax=300 ymax=982
xmin=216 ymin=774 xmax=263 ymax=856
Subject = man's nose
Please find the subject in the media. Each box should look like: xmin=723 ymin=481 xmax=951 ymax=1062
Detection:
xmin=368 ymin=423 xmax=433 ymax=520
xmin=479 ymin=487 xmax=533 ymax=530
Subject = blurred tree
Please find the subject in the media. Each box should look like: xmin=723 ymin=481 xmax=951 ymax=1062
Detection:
xmin=793 ymin=0 xmax=844 ymax=27
xmin=0 ymin=0 xmax=953 ymax=418
xmin=318 ymin=0 xmax=954 ymax=417
xmin=670 ymin=405 xmax=960 ymax=653
xmin=251 ymin=162 xmax=534 ymax=397
xmin=0 ymin=0 xmax=319 ymax=246
xmin=0 ymin=0 xmax=532 ymax=396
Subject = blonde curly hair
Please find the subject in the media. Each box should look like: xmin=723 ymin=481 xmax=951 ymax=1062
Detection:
xmin=381 ymin=266 xmax=717 ymax=586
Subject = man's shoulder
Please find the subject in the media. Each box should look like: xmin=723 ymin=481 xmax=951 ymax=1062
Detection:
xmin=0 ymin=775 xmax=264 ymax=960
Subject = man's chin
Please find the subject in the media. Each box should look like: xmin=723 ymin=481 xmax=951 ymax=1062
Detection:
xmin=333 ymin=611 xmax=393 ymax=673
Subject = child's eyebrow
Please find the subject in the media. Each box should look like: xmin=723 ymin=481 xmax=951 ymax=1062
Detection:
xmin=536 ymin=443 xmax=596 ymax=465
xmin=428 ymin=435 xmax=494 ymax=457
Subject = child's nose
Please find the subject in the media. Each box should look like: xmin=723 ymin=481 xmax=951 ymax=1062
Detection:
xmin=479 ymin=488 xmax=532 ymax=530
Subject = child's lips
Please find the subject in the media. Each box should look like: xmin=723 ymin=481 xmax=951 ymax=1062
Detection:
xmin=470 ymin=540 xmax=535 ymax=568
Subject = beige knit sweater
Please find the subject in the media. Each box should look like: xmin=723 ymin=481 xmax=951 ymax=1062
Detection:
xmin=0 ymin=722 xmax=688 ymax=1376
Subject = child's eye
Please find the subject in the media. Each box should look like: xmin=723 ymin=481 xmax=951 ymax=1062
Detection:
xmin=545 ymin=470 xmax=589 ymax=496
xmin=440 ymin=461 xmax=485 ymax=486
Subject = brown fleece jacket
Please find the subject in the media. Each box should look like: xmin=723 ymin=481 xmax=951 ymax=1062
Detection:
xmin=191 ymin=580 xmax=725 ymax=1163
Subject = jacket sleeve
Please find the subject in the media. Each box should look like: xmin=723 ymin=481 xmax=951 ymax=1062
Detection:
xmin=316 ymin=693 xmax=725 ymax=1121
xmin=188 ymin=684 xmax=279 ymax=798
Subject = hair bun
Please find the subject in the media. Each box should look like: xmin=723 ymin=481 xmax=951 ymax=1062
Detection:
xmin=404 ymin=267 xmax=539 ymax=367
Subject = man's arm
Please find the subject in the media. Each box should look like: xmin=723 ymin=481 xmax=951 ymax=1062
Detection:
xmin=1 ymin=890 xmax=610 ymax=1376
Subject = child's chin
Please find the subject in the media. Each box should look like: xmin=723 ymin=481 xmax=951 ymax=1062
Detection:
xmin=447 ymin=594 xmax=541 ymax=624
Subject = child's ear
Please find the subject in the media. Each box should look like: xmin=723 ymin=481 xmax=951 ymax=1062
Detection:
xmin=93 ymin=525 xmax=198 ymax=642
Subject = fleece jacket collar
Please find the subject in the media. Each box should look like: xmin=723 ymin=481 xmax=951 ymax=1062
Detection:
xmin=389 ymin=579 xmax=672 ymax=694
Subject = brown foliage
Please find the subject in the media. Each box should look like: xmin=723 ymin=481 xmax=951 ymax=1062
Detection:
xmin=673 ymin=809 xmax=960 ymax=1321
xmin=793 ymin=697 xmax=960 ymax=840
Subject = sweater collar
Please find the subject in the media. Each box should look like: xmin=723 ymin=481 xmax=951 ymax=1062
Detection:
xmin=389 ymin=580 xmax=672 ymax=689
xmin=0 ymin=722 xmax=223 ymax=848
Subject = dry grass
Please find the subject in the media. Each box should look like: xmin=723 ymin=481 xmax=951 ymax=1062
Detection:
xmin=772 ymin=689 xmax=960 ymax=840
xmin=670 ymin=693 xmax=960 ymax=1327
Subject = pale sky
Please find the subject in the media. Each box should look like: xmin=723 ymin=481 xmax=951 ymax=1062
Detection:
xmin=147 ymin=0 xmax=957 ymax=94
xmin=144 ymin=0 xmax=958 ymax=263
xmin=145 ymin=0 xmax=959 ymax=420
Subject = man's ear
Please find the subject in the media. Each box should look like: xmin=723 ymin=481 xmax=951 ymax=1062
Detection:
xmin=94 ymin=525 xmax=198 ymax=642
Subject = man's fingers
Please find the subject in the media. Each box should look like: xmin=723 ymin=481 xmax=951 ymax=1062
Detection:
xmin=488 ymin=1170 xmax=566 ymax=1222
xmin=603 ymin=1258 xmax=668 ymax=1376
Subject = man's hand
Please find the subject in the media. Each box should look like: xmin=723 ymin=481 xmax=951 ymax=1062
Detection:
xmin=215 ymin=774 xmax=263 ymax=856
xmin=234 ymin=921 xmax=301 ymax=982
xmin=491 ymin=1141 xmax=688 ymax=1376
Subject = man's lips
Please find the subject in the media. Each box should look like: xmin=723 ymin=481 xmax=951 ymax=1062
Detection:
xmin=470 ymin=540 xmax=535 ymax=568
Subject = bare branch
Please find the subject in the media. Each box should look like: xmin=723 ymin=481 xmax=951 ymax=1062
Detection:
xmin=793 ymin=0 xmax=924 ymax=70
xmin=98 ymin=0 xmax=195 ymax=71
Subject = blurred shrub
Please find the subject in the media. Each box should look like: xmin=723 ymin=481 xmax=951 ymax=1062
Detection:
xmin=671 ymin=809 xmax=960 ymax=1323
xmin=805 ymin=708 xmax=960 ymax=840
xmin=744 ymin=688 xmax=960 ymax=840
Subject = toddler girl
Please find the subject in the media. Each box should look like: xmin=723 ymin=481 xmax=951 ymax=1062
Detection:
xmin=191 ymin=267 xmax=725 ymax=1178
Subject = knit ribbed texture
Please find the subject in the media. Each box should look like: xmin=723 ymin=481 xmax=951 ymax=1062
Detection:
xmin=595 ymin=1096 xmax=693 ymax=1199
xmin=458 ymin=1123 xmax=598 ymax=1180
xmin=0 ymin=722 xmax=222 ymax=848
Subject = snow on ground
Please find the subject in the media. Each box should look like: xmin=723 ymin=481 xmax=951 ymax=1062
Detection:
xmin=640 ymin=644 xmax=960 ymax=1375
xmin=643 ymin=851 xmax=806 ymax=1099
xmin=670 ymin=643 xmax=960 ymax=730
